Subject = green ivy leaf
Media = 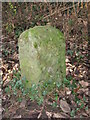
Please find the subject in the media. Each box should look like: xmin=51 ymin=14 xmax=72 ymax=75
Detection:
xmin=70 ymin=110 xmax=75 ymax=117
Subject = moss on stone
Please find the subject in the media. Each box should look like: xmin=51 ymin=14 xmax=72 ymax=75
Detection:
xmin=18 ymin=25 xmax=66 ymax=90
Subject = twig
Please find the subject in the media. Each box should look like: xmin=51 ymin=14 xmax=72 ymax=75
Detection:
xmin=42 ymin=3 xmax=78 ymax=20
xmin=37 ymin=99 xmax=46 ymax=119
xmin=5 ymin=57 xmax=19 ymax=63
xmin=3 ymin=79 xmax=10 ymax=88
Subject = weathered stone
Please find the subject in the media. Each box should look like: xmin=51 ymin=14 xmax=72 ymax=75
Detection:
xmin=18 ymin=26 xmax=66 ymax=89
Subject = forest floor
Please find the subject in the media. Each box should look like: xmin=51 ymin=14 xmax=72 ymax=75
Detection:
xmin=1 ymin=2 xmax=90 ymax=119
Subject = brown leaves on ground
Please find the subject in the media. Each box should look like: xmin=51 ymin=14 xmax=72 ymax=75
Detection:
xmin=79 ymin=81 xmax=89 ymax=88
xmin=2 ymin=3 xmax=89 ymax=119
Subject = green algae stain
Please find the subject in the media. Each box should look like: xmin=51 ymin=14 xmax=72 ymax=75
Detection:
xmin=18 ymin=25 xmax=66 ymax=90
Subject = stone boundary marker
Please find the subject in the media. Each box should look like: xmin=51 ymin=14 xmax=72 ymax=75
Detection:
xmin=18 ymin=26 xmax=66 ymax=90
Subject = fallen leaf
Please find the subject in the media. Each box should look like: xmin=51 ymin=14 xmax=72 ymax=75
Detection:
xmin=79 ymin=81 xmax=89 ymax=88
xmin=81 ymin=112 xmax=88 ymax=117
xmin=83 ymin=20 xmax=87 ymax=27
xmin=65 ymin=87 xmax=71 ymax=95
xmin=46 ymin=111 xmax=52 ymax=118
xmin=60 ymin=99 xmax=71 ymax=113
xmin=53 ymin=112 xmax=69 ymax=118
xmin=13 ymin=115 xmax=22 ymax=118
xmin=3 ymin=75 xmax=8 ymax=81
xmin=53 ymin=113 xmax=64 ymax=118
xmin=66 ymin=91 xmax=71 ymax=95
xmin=74 ymin=86 xmax=80 ymax=93
xmin=66 ymin=58 xmax=70 ymax=63
xmin=20 ymin=99 xmax=26 ymax=108
xmin=60 ymin=112 xmax=70 ymax=118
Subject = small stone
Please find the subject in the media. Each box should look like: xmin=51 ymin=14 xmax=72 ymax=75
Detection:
xmin=60 ymin=99 xmax=71 ymax=113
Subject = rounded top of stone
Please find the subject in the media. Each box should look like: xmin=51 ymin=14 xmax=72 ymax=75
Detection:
xmin=19 ymin=25 xmax=65 ymax=44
